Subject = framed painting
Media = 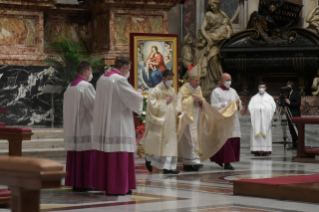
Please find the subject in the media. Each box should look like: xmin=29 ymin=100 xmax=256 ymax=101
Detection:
xmin=130 ymin=33 xmax=179 ymax=95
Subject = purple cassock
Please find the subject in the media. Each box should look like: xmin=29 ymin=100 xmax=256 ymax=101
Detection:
xmin=92 ymin=70 xmax=137 ymax=195
xmin=210 ymin=85 xmax=240 ymax=164
xmin=65 ymin=76 xmax=96 ymax=189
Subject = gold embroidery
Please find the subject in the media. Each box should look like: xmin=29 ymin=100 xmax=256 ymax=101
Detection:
xmin=254 ymin=132 xmax=267 ymax=138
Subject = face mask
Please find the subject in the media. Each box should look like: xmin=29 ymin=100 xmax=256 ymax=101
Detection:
xmin=88 ymin=73 xmax=93 ymax=82
xmin=287 ymin=87 xmax=292 ymax=91
xmin=224 ymin=81 xmax=231 ymax=88
xmin=125 ymin=71 xmax=130 ymax=79
xmin=165 ymin=80 xmax=173 ymax=87
xmin=259 ymin=88 xmax=265 ymax=94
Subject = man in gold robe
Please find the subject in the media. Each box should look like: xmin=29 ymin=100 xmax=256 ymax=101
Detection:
xmin=178 ymin=64 xmax=239 ymax=172
xmin=142 ymin=70 xmax=181 ymax=174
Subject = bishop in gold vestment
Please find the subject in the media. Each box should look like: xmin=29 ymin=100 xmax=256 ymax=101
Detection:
xmin=142 ymin=70 xmax=181 ymax=174
xmin=178 ymin=65 xmax=239 ymax=172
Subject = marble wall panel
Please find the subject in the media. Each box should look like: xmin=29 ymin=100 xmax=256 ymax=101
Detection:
xmin=0 ymin=10 xmax=43 ymax=56
xmin=183 ymin=0 xmax=196 ymax=39
xmin=116 ymin=15 xmax=163 ymax=46
xmin=0 ymin=65 xmax=60 ymax=126
xmin=91 ymin=14 xmax=109 ymax=51
xmin=44 ymin=17 xmax=89 ymax=53
xmin=105 ymin=9 xmax=169 ymax=57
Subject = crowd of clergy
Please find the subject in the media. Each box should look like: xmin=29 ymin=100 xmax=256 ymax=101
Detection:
xmin=63 ymin=57 xmax=282 ymax=195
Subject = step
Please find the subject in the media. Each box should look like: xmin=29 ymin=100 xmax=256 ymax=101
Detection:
xmin=0 ymin=148 xmax=67 ymax=158
xmin=0 ymin=139 xmax=64 ymax=149
xmin=31 ymin=129 xmax=64 ymax=140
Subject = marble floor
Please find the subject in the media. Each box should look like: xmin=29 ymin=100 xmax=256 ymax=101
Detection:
xmin=2 ymin=144 xmax=319 ymax=212
xmin=1 ymin=118 xmax=319 ymax=212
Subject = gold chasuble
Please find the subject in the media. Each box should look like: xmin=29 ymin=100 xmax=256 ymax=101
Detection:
xmin=142 ymin=83 xmax=179 ymax=157
xmin=177 ymin=83 xmax=238 ymax=161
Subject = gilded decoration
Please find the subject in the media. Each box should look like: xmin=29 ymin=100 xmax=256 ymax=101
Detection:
xmin=115 ymin=15 xmax=163 ymax=45
xmin=130 ymin=34 xmax=178 ymax=95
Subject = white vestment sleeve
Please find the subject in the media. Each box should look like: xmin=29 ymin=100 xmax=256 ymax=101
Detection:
xmin=210 ymin=90 xmax=228 ymax=108
xmin=235 ymin=92 xmax=243 ymax=110
xmin=177 ymin=91 xmax=182 ymax=109
xmin=117 ymin=77 xmax=143 ymax=115
xmin=83 ymin=84 xmax=96 ymax=117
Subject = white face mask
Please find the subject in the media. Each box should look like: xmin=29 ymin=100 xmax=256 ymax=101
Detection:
xmin=165 ymin=80 xmax=173 ymax=87
xmin=259 ymin=88 xmax=265 ymax=94
xmin=125 ymin=71 xmax=130 ymax=79
xmin=224 ymin=80 xmax=231 ymax=88
xmin=88 ymin=73 xmax=93 ymax=82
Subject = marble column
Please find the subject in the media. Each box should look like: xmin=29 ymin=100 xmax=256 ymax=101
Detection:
xmin=169 ymin=5 xmax=182 ymax=40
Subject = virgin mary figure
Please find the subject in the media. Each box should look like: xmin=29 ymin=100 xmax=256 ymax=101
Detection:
xmin=142 ymin=46 xmax=167 ymax=88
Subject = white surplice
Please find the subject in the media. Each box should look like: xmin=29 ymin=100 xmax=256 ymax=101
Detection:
xmin=177 ymin=83 xmax=201 ymax=165
xmin=63 ymin=81 xmax=95 ymax=151
xmin=142 ymin=82 xmax=179 ymax=170
xmin=93 ymin=72 xmax=143 ymax=153
xmin=248 ymin=92 xmax=276 ymax=152
xmin=210 ymin=87 xmax=242 ymax=138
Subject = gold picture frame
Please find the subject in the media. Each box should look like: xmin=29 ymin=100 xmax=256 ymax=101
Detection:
xmin=130 ymin=33 xmax=179 ymax=95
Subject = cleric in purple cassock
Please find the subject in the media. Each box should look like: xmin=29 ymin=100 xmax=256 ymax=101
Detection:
xmin=63 ymin=62 xmax=96 ymax=192
xmin=93 ymin=57 xmax=144 ymax=195
xmin=209 ymin=73 xmax=241 ymax=170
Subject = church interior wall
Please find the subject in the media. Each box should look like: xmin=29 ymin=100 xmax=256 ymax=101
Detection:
xmin=0 ymin=0 xmax=176 ymax=126
xmin=0 ymin=0 xmax=318 ymax=126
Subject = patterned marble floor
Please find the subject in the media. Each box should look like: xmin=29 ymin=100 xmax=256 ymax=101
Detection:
xmin=1 ymin=118 xmax=319 ymax=212
xmin=1 ymin=145 xmax=319 ymax=212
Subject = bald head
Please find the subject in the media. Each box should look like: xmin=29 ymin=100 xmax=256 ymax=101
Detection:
xmin=221 ymin=73 xmax=231 ymax=84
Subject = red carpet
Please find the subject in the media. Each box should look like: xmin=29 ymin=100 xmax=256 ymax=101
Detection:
xmin=235 ymin=174 xmax=319 ymax=185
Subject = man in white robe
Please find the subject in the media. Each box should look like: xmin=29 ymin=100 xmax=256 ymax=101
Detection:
xmin=142 ymin=70 xmax=181 ymax=174
xmin=210 ymin=73 xmax=241 ymax=170
xmin=248 ymin=82 xmax=276 ymax=156
xmin=63 ymin=61 xmax=95 ymax=191
xmin=93 ymin=57 xmax=143 ymax=195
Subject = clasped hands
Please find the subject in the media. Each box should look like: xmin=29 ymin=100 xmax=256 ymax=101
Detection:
xmin=193 ymin=95 xmax=203 ymax=104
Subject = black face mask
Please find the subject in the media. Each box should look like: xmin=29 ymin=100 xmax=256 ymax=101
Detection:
xmin=286 ymin=87 xmax=292 ymax=92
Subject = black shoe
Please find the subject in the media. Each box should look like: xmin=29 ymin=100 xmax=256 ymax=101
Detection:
xmin=254 ymin=153 xmax=260 ymax=156
xmin=183 ymin=165 xmax=199 ymax=172
xmin=216 ymin=163 xmax=223 ymax=168
xmin=126 ymin=190 xmax=132 ymax=195
xmin=145 ymin=159 xmax=153 ymax=172
xmin=194 ymin=164 xmax=204 ymax=169
xmin=224 ymin=163 xmax=235 ymax=170
xmin=261 ymin=153 xmax=269 ymax=156
xmin=72 ymin=187 xmax=94 ymax=192
xmin=163 ymin=169 xmax=180 ymax=174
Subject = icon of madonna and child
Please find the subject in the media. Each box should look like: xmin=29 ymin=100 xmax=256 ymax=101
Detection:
xmin=137 ymin=41 xmax=173 ymax=93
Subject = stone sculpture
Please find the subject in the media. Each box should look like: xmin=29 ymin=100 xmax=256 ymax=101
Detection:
xmin=181 ymin=0 xmax=233 ymax=98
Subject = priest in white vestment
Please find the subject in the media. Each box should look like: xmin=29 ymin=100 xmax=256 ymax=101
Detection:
xmin=210 ymin=73 xmax=241 ymax=170
xmin=248 ymin=82 xmax=276 ymax=156
xmin=142 ymin=70 xmax=181 ymax=174
xmin=177 ymin=65 xmax=205 ymax=172
xmin=93 ymin=57 xmax=143 ymax=195
xmin=63 ymin=62 xmax=96 ymax=191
